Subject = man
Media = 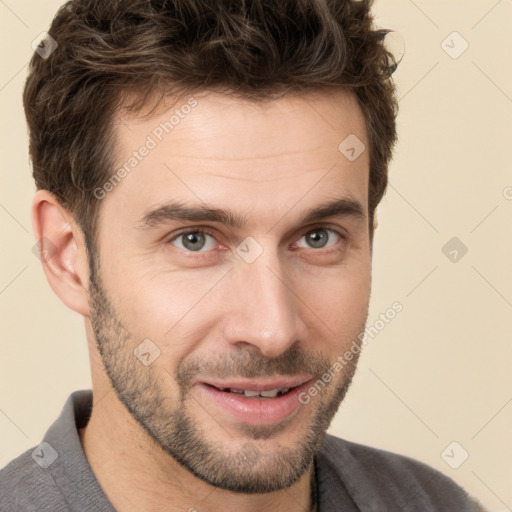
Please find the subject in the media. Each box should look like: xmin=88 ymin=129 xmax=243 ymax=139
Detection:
xmin=0 ymin=0 xmax=486 ymax=511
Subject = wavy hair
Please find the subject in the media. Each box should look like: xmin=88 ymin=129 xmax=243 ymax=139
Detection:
xmin=24 ymin=0 xmax=399 ymax=252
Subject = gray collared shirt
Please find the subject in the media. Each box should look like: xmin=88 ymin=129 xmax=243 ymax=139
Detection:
xmin=0 ymin=390 xmax=486 ymax=511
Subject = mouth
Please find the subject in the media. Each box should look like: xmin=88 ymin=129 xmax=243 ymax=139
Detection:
xmin=195 ymin=376 xmax=314 ymax=426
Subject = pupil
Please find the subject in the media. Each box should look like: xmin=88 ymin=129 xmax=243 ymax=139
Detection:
xmin=184 ymin=232 xmax=205 ymax=251
xmin=307 ymin=229 xmax=327 ymax=248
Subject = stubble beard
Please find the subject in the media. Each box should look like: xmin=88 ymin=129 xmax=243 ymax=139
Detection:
xmin=87 ymin=262 xmax=363 ymax=493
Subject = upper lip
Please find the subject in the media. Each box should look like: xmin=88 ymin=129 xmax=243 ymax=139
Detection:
xmin=199 ymin=375 xmax=313 ymax=392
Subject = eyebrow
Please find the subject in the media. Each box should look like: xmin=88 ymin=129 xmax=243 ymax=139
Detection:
xmin=136 ymin=197 xmax=366 ymax=231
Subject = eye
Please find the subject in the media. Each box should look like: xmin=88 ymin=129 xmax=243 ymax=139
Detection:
xmin=168 ymin=229 xmax=217 ymax=252
xmin=295 ymin=227 xmax=342 ymax=250
xmin=167 ymin=226 xmax=344 ymax=255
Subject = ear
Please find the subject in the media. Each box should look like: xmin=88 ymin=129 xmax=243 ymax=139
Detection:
xmin=31 ymin=190 xmax=91 ymax=317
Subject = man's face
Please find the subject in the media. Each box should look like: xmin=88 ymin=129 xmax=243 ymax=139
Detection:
xmin=87 ymin=88 xmax=371 ymax=493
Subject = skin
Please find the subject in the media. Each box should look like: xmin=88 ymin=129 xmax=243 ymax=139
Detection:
xmin=32 ymin=87 xmax=372 ymax=512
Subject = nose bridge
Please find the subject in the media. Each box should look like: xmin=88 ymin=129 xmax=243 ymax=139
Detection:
xmin=222 ymin=249 xmax=301 ymax=357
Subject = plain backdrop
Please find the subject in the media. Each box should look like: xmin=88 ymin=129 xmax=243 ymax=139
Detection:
xmin=1 ymin=1 xmax=511 ymax=511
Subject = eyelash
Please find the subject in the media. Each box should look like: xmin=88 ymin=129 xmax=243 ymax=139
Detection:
xmin=167 ymin=225 xmax=346 ymax=256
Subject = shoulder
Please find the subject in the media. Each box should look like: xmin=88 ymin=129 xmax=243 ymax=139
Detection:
xmin=316 ymin=434 xmax=486 ymax=511
xmin=0 ymin=389 xmax=94 ymax=512
xmin=0 ymin=446 xmax=69 ymax=512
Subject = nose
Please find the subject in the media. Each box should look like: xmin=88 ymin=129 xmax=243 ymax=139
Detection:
xmin=220 ymin=252 xmax=307 ymax=358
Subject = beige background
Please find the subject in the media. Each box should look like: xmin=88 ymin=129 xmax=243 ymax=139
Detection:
xmin=1 ymin=1 xmax=511 ymax=510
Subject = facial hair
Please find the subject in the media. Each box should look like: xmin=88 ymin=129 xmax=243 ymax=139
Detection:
xmin=88 ymin=262 xmax=364 ymax=494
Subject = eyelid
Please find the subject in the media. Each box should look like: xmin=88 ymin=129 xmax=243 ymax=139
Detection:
xmin=169 ymin=226 xmax=217 ymax=241
xmin=301 ymin=222 xmax=348 ymax=239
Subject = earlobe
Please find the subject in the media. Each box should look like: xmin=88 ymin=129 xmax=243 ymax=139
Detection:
xmin=31 ymin=190 xmax=91 ymax=317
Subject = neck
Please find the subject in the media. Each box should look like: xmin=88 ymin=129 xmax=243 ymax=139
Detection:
xmin=79 ymin=386 xmax=316 ymax=512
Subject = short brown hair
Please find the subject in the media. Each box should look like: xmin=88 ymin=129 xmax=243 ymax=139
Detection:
xmin=24 ymin=0 xmax=399 ymax=255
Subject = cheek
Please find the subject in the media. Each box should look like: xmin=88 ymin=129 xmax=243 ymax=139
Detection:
xmin=107 ymin=270 xmax=224 ymax=364
xmin=294 ymin=263 xmax=371 ymax=341
xmin=101 ymin=239 xmax=371 ymax=366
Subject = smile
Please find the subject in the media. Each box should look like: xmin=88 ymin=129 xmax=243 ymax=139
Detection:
xmin=196 ymin=377 xmax=314 ymax=426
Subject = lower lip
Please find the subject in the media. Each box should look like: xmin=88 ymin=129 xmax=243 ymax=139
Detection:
xmin=196 ymin=380 xmax=313 ymax=426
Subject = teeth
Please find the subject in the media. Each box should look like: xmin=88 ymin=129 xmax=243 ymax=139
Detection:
xmin=259 ymin=389 xmax=280 ymax=398
xmin=238 ymin=388 xmax=291 ymax=398
xmin=218 ymin=387 xmax=292 ymax=397
xmin=244 ymin=390 xmax=262 ymax=397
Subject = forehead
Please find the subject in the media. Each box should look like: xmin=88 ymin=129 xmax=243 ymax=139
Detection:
xmin=117 ymin=87 xmax=366 ymax=156
xmin=104 ymin=88 xmax=369 ymax=229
